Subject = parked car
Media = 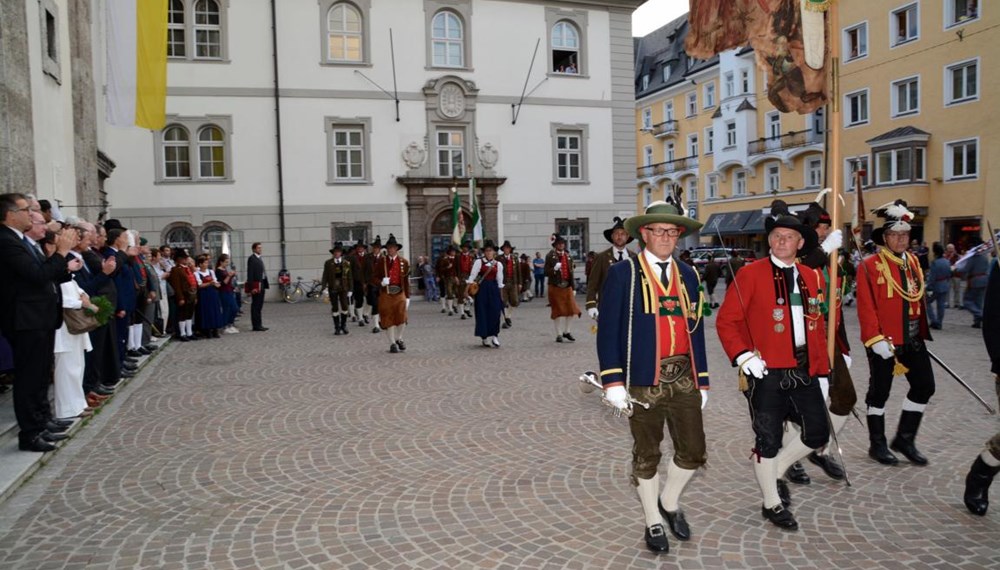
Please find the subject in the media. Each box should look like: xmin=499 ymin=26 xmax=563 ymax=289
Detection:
xmin=691 ymin=248 xmax=756 ymax=277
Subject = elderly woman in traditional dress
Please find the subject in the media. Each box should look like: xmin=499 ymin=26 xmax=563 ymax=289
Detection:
xmin=468 ymin=240 xmax=504 ymax=348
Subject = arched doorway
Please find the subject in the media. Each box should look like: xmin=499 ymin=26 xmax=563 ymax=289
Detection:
xmin=200 ymin=222 xmax=246 ymax=272
xmin=429 ymin=208 xmax=471 ymax=262
xmin=163 ymin=224 xmax=196 ymax=252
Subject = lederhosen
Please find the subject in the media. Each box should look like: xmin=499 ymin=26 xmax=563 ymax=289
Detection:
xmin=326 ymin=259 xmax=351 ymax=313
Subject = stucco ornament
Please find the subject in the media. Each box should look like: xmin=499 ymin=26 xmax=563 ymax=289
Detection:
xmin=402 ymin=142 xmax=427 ymax=169
xmin=477 ymin=143 xmax=499 ymax=170
xmin=438 ymin=83 xmax=466 ymax=119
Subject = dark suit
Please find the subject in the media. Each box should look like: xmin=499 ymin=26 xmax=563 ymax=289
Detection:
xmin=75 ymin=250 xmax=120 ymax=391
xmin=103 ymin=247 xmax=135 ymax=366
xmin=0 ymin=225 xmax=69 ymax=443
xmin=246 ymin=254 xmax=268 ymax=329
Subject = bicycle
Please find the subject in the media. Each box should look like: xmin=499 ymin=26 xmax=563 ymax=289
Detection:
xmin=282 ymin=276 xmax=325 ymax=304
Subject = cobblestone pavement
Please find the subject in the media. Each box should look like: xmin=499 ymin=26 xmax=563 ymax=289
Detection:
xmin=0 ymin=292 xmax=997 ymax=569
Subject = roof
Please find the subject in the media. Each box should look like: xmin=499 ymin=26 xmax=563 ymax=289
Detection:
xmin=634 ymin=13 xmax=719 ymax=99
xmin=735 ymin=98 xmax=756 ymax=112
xmin=865 ymin=126 xmax=931 ymax=145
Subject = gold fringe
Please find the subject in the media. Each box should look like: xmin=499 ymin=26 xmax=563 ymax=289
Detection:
xmin=893 ymin=358 xmax=910 ymax=376
xmin=803 ymin=0 xmax=833 ymax=12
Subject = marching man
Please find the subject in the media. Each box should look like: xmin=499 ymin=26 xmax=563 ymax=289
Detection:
xmin=596 ymin=201 xmax=710 ymax=553
xmin=497 ymin=240 xmax=521 ymax=329
xmin=365 ymin=236 xmax=383 ymax=333
xmin=857 ymin=200 xmax=936 ymax=466
xmin=456 ymin=240 xmax=475 ymax=320
xmin=320 ymin=242 xmax=352 ymax=336
xmin=545 ymin=234 xmax=581 ymax=342
xmin=586 ymin=216 xmax=636 ymax=321
xmin=717 ymin=201 xmax=830 ymax=531
xmin=436 ymin=245 xmax=459 ymax=316
xmin=373 ymin=235 xmax=409 ymax=353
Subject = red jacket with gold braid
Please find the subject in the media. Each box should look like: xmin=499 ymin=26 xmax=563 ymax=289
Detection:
xmin=856 ymin=250 xmax=930 ymax=349
xmin=717 ymin=257 xmax=831 ymax=377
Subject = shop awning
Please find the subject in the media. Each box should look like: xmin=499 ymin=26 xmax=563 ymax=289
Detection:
xmin=741 ymin=209 xmax=766 ymax=234
xmin=702 ymin=211 xmax=753 ymax=236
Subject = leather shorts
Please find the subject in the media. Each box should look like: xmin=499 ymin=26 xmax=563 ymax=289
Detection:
xmin=659 ymin=355 xmax=692 ymax=384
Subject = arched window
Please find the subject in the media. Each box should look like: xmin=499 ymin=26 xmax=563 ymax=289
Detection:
xmin=167 ymin=0 xmax=186 ymax=58
xmin=328 ymin=3 xmax=363 ymax=62
xmin=163 ymin=125 xmax=191 ymax=180
xmin=164 ymin=225 xmax=196 ymax=251
xmin=551 ymin=21 xmax=579 ymax=73
xmin=197 ymin=125 xmax=225 ymax=179
xmin=431 ymin=11 xmax=463 ymax=68
xmin=193 ymin=0 xmax=221 ymax=59
xmin=201 ymin=224 xmax=232 ymax=262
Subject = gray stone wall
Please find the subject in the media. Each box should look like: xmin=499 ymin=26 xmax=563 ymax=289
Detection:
xmin=67 ymin=0 xmax=102 ymax=221
xmin=0 ymin=1 xmax=37 ymax=194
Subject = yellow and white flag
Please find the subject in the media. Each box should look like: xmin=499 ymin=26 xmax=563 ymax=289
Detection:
xmin=106 ymin=0 xmax=168 ymax=130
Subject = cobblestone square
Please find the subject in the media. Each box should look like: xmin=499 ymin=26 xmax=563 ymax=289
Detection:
xmin=0 ymin=295 xmax=996 ymax=569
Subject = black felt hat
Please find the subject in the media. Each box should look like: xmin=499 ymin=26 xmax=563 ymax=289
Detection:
xmin=550 ymin=233 xmax=567 ymax=246
xmin=764 ymin=200 xmax=818 ymax=253
xmin=371 ymin=235 xmax=382 ymax=248
xmin=330 ymin=241 xmax=344 ymax=254
xmin=602 ymin=216 xmax=635 ymax=244
xmin=384 ymin=233 xmax=401 ymax=250
xmin=500 ymin=239 xmax=514 ymax=251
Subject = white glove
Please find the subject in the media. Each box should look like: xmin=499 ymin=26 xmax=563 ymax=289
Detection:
xmin=821 ymin=229 xmax=843 ymax=255
xmin=604 ymin=386 xmax=629 ymax=411
xmin=818 ymin=376 xmax=830 ymax=401
xmin=405 ymin=298 xmax=410 ymax=309
xmin=700 ymin=390 xmax=708 ymax=410
xmin=842 ymin=353 xmax=852 ymax=369
xmin=554 ymin=262 xmax=562 ymax=271
xmin=347 ymin=291 xmax=353 ymax=299
xmin=736 ymin=352 xmax=767 ymax=379
xmin=381 ymin=277 xmax=390 ymax=287
xmin=587 ymin=307 xmax=599 ymax=320
xmin=871 ymin=339 xmax=894 ymax=360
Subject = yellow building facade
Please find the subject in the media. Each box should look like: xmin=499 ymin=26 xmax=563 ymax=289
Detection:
xmin=635 ymin=2 xmax=997 ymax=254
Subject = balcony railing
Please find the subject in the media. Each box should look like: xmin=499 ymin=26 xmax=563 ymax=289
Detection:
xmin=647 ymin=119 xmax=679 ymax=138
xmin=636 ymin=155 xmax=699 ymax=178
xmin=748 ymin=129 xmax=823 ymax=155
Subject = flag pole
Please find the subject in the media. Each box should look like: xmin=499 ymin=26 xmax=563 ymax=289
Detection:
xmin=825 ymin=1 xmax=843 ymax=366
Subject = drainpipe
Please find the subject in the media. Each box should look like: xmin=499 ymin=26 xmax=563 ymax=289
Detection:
xmin=270 ymin=0 xmax=288 ymax=271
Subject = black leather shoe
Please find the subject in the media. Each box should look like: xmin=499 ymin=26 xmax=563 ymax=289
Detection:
xmin=396 ymin=340 xmax=406 ymax=352
xmin=124 ymin=357 xmax=139 ymax=364
xmin=45 ymin=421 xmax=70 ymax=433
xmin=18 ymin=435 xmax=56 ymax=452
xmin=562 ymin=333 xmax=576 ymax=342
xmin=776 ymin=479 xmax=792 ymax=507
xmin=389 ymin=343 xmax=399 ymax=353
xmin=785 ymin=461 xmax=811 ymax=485
xmin=890 ymin=435 xmax=928 ymax=465
xmin=40 ymin=430 xmax=69 ymax=442
xmin=505 ymin=318 xmax=512 ymax=327
xmin=657 ymin=500 xmax=691 ymax=541
xmin=643 ymin=524 xmax=670 ymax=553
xmin=761 ymin=504 xmax=798 ymax=530
xmin=142 ymin=344 xmax=158 ymax=352
xmin=127 ymin=349 xmax=142 ymax=358
xmin=555 ymin=336 xmax=564 ymax=343
xmin=808 ymin=451 xmax=846 ymax=480
xmin=964 ymin=456 xmax=1000 ymax=516
xmin=120 ymin=371 xmax=135 ymax=379
xmin=137 ymin=347 xmax=152 ymax=356
xmin=176 ymin=335 xmax=189 ymax=342
xmin=252 ymin=327 xmax=269 ymax=332
xmin=50 ymin=418 xmax=74 ymax=428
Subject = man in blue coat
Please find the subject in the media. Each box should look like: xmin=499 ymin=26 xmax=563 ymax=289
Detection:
xmin=596 ymin=200 xmax=710 ymax=554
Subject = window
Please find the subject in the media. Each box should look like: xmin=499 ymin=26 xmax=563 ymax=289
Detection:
xmin=766 ymin=163 xmax=780 ymax=193
xmin=766 ymin=112 xmax=781 ymax=139
xmin=704 ymin=82 xmax=716 ymax=108
xmin=163 ymin=126 xmax=191 ymax=180
xmin=168 ymin=0 xmax=186 ymax=58
xmin=686 ymin=178 xmax=698 ymax=203
xmin=155 ymin=116 xmax=233 ymax=183
xmin=642 ymin=108 xmax=652 ymax=130
xmin=734 ymin=171 xmax=747 ymax=196
xmin=946 ymin=59 xmax=979 ymax=105
xmin=892 ymin=76 xmax=920 ymax=116
xmin=551 ymin=123 xmax=588 ymax=183
xmin=844 ymin=22 xmax=867 ymax=60
xmin=946 ymin=0 xmax=979 ymax=28
xmin=686 ymin=92 xmax=697 ymax=116
xmin=946 ymin=139 xmax=978 ymax=180
xmin=707 ymin=174 xmax=718 ymax=199
xmin=874 ymin=147 xmax=926 ymax=185
xmin=167 ymin=0 xmax=228 ymax=61
xmin=164 ymin=225 xmax=196 ymax=250
xmin=705 ymin=127 xmax=714 ymax=154
xmin=326 ymin=117 xmax=372 ymax=184
xmin=641 ymin=74 xmax=650 ymax=90
xmin=431 ymin=11 xmax=464 ymax=68
xmin=38 ymin=0 xmax=60 ymax=82
xmin=806 ymin=157 xmax=823 ymax=188
xmin=725 ymin=121 xmax=736 ymax=147
xmin=643 ymin=187 xmax=653 ymax=207
xmin=437 ymin=129 xmax=465 ymax=178
xmin=546 ymin=8 xmax=587 ymax=77
xmin=892 ymin=3 xmax=919 ymax=46
xmin=556 ymin=219 xmax=588 ymax=262
xmin=643 ymin=145 xmax=653 ymax=167
xmin=724 ymin=72 xmax=735 ymax=98
xmin=665 ymin=142 xmax=675 ymax=162
xmin=740 ymin=69 xmax=750 ymax=93
xmin=846 ymin=156 xmax=870 ymax=192
xmin=662 ymin=64 xmax=672 ymax=82
xmin=845 ymin=89 xmax=869 ymax=126
xmin=326 ymin=2 xmax=364 ymax=63
xmin=332 ymin=222 xmax=371 ymax=246
xmin=688 ymin=134 xmax=698 ymax=157
xmin=663 ymin=101 xmax=674 ymax=122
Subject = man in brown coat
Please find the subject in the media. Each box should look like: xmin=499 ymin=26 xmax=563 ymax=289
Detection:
xmin=320 ymin=242 xmax=353 ymax=335
xmin=497 ymin=240 xmax=521 ymax=328
xmin=586 ymin=217 xmax=636 ymax=321
xmin=372 ymin=234 xmax=410 ymax=353
xmin=436 ymin=245 xmax=460 ymax=316
xmin=545 ymin=234 xmax=581 ymax=342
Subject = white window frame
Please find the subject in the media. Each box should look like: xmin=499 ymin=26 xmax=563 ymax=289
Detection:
xmin=766 ymin=163 xmax=780 ymax=193
xmin=332 ymin=127 xmax=366 ymax=180
xmin=663 ymin=101 xmax=674 ymax=122
xmin=891 ymin=75 xmax=920 ymax=117
xmin=551 ymin=123 xmax=588 ymax=184
xmin=686 ymin=177 xmax=698 ymax=203
xmin=707 ymin=174 xmax=718 ymax=199
xmin=845 ymin=156 xmax=870 ymax=193
xmin=431 ymin=10 xmax=464 ymax=68
xmin=891 ymin=2 xmax=920 ymax=47
xmin=806 ymin=157 xmax=823 ymax=188
xmin=643 ymin=187 xmax=653 ymax=207
xmin=162 ymin=125 xmax=191 ymax=180
xmin=733 ymin=170 xmax=747 ymax=196
xmin=643 ymin=145 xmax=654 ymax=167
xmin=945 ymin=58 xmax=979 ymax=106
xmin=686 ymin=92 xmax=697 ymax=117
xmin=944 ymin=0 xmax=980 ymax=29
xmin=843 ymin=21 xmax=868 ymax=62
xmin=688 ymin=134 xmax=699 ymax=157
xmin=705 ymin=127 xmax=714 ymax=155
xmin=193 ymin=0 xmax=224 ymax=59
xmin=155 ymin=115 xmax=234 ymax=184
xmin=874 ymin=147 xmax=926 ymax=185
xmin=665 ymin=141 xmax=675 ymax=162
xmin=167 ymin=0 xmax=186 ymax=59
xmin=703 ymin=82 xmax=716 ymax=108
xmin=642 ymin=107 xmax=652 ymax=130
xmin=724 ymin=72 xmax=735 ymax=98
xmin=556 ymin=219 xmax=588 ymax=262
xmin=437 ymin=128 xmax=466 ymax=178
xmin=766 ymin=112 xmax=781 ymax=139
xmin=945 ymin=138 xmax=979 ymax=181
xmin=321 ymin=0 xmax=372 ymax=66
xmin=725 ymin=121 xmax=737 ymax=148
xmin=326 ymin=117 xmax=372 ymax=184
xmin=168 ymin=0 xmax=229 ymax=62
xmin=844 ymin=88 xmax=869 ymax=127
xmin=662 ymin=64 xmax=672 ymax=82
xmin=740 ymin=69 xmax=751 ymax=94
xmin=545 ymin=8 xmax=587 ymax=78
xmin=641 ymin=74 xmax=650 ymax=90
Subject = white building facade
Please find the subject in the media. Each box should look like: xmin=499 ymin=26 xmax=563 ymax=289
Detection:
xmin=103 ymin=0 xmax=641 ymax=279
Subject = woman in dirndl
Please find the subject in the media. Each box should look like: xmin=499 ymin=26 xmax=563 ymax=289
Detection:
xmin=194 ymin=254 xmax=225 ymax=338
xmin=468 ymin=240 xmax=504 ymax=348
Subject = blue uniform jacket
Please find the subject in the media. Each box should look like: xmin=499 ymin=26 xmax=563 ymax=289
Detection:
xmin=597 ymin=253 xmax=709 ymax=389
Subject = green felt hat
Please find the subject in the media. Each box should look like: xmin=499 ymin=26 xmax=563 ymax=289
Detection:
xmin=623 ymin=200 xmax=702 ymax=240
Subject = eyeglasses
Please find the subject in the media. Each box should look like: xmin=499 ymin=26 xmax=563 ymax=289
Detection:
xmin=16 ymin=206 xmax=30 ymax=213
xmin=644 ymin=226 xmax=682 ymax=238
xmin=31 ymin=220 xmax=46 ymax=225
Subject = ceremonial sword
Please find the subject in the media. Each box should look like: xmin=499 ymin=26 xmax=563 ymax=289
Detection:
xmin=926 ymin=350 xmax=996 ymax=415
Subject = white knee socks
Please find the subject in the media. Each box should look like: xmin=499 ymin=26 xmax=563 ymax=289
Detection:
xmin=636 ymin=474 xmax=663 ymax=528
xmin=753 ymin=457 xmax=781 ymax=508
xmin=660 ymin=461 xmax=696 ymax=512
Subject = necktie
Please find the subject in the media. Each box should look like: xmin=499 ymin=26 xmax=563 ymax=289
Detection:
xmin=656 ymin=261 xmax=670 ymax=289
xmin=617 ymin=251 xmax=624 ymax=262
xmin=23 ymin=236 xmax=42 ymax=263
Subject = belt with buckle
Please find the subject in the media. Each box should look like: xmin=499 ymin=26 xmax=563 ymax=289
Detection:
xmin=659 ymin=355 xmax=691 ymax=384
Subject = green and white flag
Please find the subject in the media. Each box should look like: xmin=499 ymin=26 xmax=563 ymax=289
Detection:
xmin=469 ymin=174 xmax=483 ymax=244
xmin=451 ymin=187 xmax=465 ymax=245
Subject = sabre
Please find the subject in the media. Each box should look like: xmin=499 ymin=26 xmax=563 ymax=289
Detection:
xmin=578 ymin=371 xmax=650 ymax=418
xmin=926 ymin=349 xmax=997 ymax=415
xmin=714 ymin=226 xmax=767 ymax=378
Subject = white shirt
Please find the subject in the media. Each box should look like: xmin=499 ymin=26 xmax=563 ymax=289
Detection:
xmin=642 ymin=249 xmax=672 ymax=288
xmin=770 ymin=254 xmax=806 ymax=348
xmin=468 ymin=258 xmax=504 ymax=289
xmin=613 ymin=247 xmax=629 ymax=261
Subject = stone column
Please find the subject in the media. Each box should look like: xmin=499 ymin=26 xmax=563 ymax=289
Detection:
xmin=0 ymin=1 xmax=37 ymax=194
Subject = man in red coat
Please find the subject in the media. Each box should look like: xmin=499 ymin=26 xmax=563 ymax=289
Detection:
xmin=856 ymin=200 xmax=935 ymax=466
xmin=717 ymin=201 xmax=830 ymax=531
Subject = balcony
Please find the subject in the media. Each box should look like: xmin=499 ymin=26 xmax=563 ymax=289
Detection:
xmin=748 ymin=129 xmax=823 ymax=155
xmin=636 ymin=155 xmax=699 ymax=179
xmin=648 ymin=119 xmax=679 ymax=139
